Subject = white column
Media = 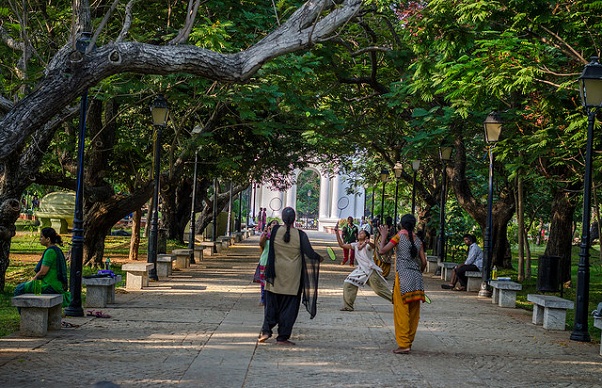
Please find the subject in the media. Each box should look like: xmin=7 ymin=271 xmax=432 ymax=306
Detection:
xmin=330 ymin=174 xmax=340 ymax=219
xmin=319 ymin=173 xmax=330 ymax=219
xmin=286 ymin=183 xmax=296 ymax=211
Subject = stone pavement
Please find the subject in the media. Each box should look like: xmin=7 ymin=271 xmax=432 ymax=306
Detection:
xmin=0 ymin=231 xmax=601 ymax=388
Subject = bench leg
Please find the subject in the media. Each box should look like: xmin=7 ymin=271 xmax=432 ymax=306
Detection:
xmin=20 ymin=307 xmax=49 ymax=337
xmin=532 ymin=304 xmax=544 ymax=325
xmin=498 ymin=290 xmax=517 ymax=308
xmin=126 ymin=272 xmax=147 ymax=290
xmin=491 ymin=288 xmax=499 ymax=304
xmin=542 ymin=307 xmax=568 ymax=330
xmin=48 ymin=304 xmax=62 ymax=331
xmin=85 ymin=286 xmax=110 ymax=308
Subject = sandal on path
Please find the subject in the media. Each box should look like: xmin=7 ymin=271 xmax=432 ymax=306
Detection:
xmin=61 ymin=321 xmax=80 ymax=328
xmin=258 ymin=333 xmax=271 ymax=343
xmin=87 ymin=310 xmax=111 ymax=318
xmin=393 ymin=348 xmax=411 ymax=354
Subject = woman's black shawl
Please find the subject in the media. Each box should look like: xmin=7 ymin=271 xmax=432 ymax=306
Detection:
xmin=264 ymin=225 xmax=322 ymax=319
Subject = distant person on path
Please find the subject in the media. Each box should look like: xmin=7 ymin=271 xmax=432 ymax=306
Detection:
xmin=334 ymin=223 xmax=391 ymax=311
xmin=441 ymin=234 xmax=483 ymax=291
xmin=258 ymin=207 xmax=323 ymax=345
xmin=14 ymin=227 xmax=70 ymax=307
xmin=341 ymin=216 xmax=358 ymax=266
xmin=256 ymin=220 xmax=279 ymax=306
xmin=378 ymin=214 xmax=427 ymax=355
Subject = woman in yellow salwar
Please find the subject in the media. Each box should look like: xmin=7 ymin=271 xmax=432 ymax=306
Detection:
xmin=378 ymin=214 xmax=426 ymax=354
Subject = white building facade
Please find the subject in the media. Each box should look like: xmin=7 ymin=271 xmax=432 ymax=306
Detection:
xmin=250 ymin=165 xmax=365 ymax=232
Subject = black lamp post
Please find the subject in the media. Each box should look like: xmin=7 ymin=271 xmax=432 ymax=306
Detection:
xmin=571 ymin=56 xmax=602 ymax=342
xmin=411 ymin=159 xmax=421 ymax=215
xmin=252 ymin=183 xmax=257 ymax=226
xmin=393 ymin=161 xmax=403 ymax=225
xmin=65 ymin=32 xmax=92 ymax=317
xmin=188 ymin=150 xmax=198 ymax=265
xmin=371 ymin=188 xmax=375 ymax=220
xmin=147 ymin=94 xmax=169 ymax=281
xmin=379 ymin=168 xmax=389 ymax=222
xmin=437 ymin=146 xmax=452 ymax=267
xmin=479 ymin=112 xmax=503 ymax=298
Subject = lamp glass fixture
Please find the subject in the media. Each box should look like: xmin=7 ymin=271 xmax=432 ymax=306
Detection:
xmin=393 ymin=161 xmax=403 ymax=178
xmin=151 ymin=94 xmax=169 ymax=126
xmin=579 ymin=56 xmax=602 ymax=108
xmin=484 ymin=112 xmax=503 ymax=143
xmin=439 ymin=146 xmax=452 ymax=161
xmin=412 ymin=159 xmax=421 ymax=172
xmin=380 ymin=168 xmax=389 ymax=182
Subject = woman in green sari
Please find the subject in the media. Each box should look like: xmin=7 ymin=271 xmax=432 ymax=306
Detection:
xmin=14 ymin=227 xmax=69 ymax=306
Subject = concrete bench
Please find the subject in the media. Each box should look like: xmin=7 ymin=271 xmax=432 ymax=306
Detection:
xmin=157 ymin=254 xmax=176 ymax=277
xmin=465 ymin=271 xmax=483 ymax=292
xmin=11 ymin=294 xmax=63 ymax=337
xmin=426 ymin=256 xmax=439 ymax=274
xmin=82 ymin=275 xmax=122 ymax=308
xmin=218 ymin=236 xmax=234 ymax=248
xmin=527 ymin=294 xmax=574 ymax=330
xmin=594 ymin=317 xmax=602 ymax=355
xmin=193 ymin=247 xmax=204 ymax=262
xmin=438 ymin=262 xmax=457 ymax=281
xmin=172 ymin=249 xmax=193 ymax=269
xmin=122 ymin=263 xmax=153 ymax=290
xmin=489 ymin=280 xmax=522 ymax=308
xmin=198 ymin=241 xmax=221 ymax=256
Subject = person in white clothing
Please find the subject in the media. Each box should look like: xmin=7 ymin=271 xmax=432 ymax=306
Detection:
xmin=334 ymin=223 xmax=392 ymax=311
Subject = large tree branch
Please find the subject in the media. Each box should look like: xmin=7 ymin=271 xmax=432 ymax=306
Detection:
xmin=0 ymin=0 xmax=362 ymax=160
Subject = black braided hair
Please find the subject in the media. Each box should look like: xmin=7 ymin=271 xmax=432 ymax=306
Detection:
xmin=281 ymin=207 xmax=296 ymax=243
xmin=400 ymin=214 xmax=417 ymax=259
xmin=42 ymin=227 xmax=63 ymax=246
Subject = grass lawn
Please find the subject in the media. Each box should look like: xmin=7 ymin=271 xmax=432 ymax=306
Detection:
xmin=0 ymin=232 xmax=188 ymax=337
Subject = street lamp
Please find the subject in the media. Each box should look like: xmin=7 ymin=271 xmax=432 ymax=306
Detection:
xmin=437 ymin=146 xmax=452 ymax=270
xmin=379 ymin=168 xmax=389 ymax=222
xmin=188 ymin=150 xmax=198 ymax=265
xmin=147 ymin=94 xmax=169 ymax=281
xmin=411 ymin=159 xmax=421 ymax=215
xmin=393 ymin=161 xmax=403 ymax=225
xmin=479 ymin=112 xmax=503 ymax=298
xmin=571 ymin=56 xmax=602 ymax=342
xmin=65 ymin=32 xmax=92 ymax=317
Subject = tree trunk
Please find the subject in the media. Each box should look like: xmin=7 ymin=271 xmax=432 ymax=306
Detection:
xmin=516 ymin=175 xmax=525 ymax=281
xmin=544 ymin=187 xmax=578 ymax=284
xmin=129 ymin=209 xmax=142 ymax=261
xmin=0 ymin=199 xmax=21 ymax=291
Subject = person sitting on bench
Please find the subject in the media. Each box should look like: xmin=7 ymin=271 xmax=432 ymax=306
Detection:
xmin=441 ymin=234 xmax=482 ymax=291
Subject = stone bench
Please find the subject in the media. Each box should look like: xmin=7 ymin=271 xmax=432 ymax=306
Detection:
xmin=122 ymin=263 xmax=153 ymax=290
xmin=465 ymin=271 xmax=483 ymax=292
xmin=11 ymin=294 xmax=63 ymax=337
xmin=426 ymin=256 xmax=439 ymax=274
xmin=438 ymin=262 xmax=457 ymax=281
xmin=489 ymin=280 xmax=522 ymax=308
xmin=527 ymin=294 xmax=574 ymax=330
xmin=82 ymin=275 xmax=122 ymax=308
xmin=198 ymin=241 xmax=221 ymax=256
xmin=218 ymin=236 xmax=234 ymax=248
xmin=594 ymin=317 xmax=602 ymax=356
xmin=172 ymin=249 xmax=193 ymax=269
xmin=157 ymin=254 xmax=176 ymax=277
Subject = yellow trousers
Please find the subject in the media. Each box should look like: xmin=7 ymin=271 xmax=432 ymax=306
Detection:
xmin=393 ymin=273 xmax=421 ymax=349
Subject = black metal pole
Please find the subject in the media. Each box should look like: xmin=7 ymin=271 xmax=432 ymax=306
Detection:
xmin=188 ymin=151 xmax=198 ymax=265
xmin=479 ymin=146 xmax=495 ymax=298
xmin=237 ymin=191 xmax=242 ymax=233
xmin=437 ymin=164 xmax=447 ymax=265
xmin=252 ymin=183 xmax=257 ymax=225
xmin=371 ymin=188 xmax=375 ymax=219
xmin=393 ymin=179 xmax=399 ymax=226
xmin=380 ymin=181 xmax=386 ymax=222
xmin=411 ymin=170 xmax=417 ymax=215
xmin=64 ymin=88 xmax=88 ymax=317
xmin=147 ymin=125 xmax=161 ymax=281
xmin=212 ymin=178 xmax=218 ymax=242
xmin=570 ymin=109 xmax=594 ymax=342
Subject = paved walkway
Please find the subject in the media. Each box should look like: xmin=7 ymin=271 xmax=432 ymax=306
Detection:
xmin=0 ymin=231 xmax=601 ymax=387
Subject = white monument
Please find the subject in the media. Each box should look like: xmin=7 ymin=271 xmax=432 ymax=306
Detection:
xmin=250 ymin=165 xmax=365 ymax=232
